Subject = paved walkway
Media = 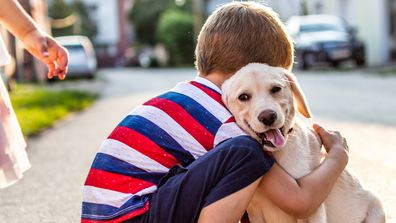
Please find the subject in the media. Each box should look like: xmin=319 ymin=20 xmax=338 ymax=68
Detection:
xmin=0 ymin=68 xmax=394 ymax=222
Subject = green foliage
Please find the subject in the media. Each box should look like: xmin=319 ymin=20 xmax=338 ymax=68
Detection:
xmin=49 ymin=0 xmax=74 ymax=36
xmin=10 ymin=84 xmax=97 ymax=136
xmin=49 ymin=0 xmax=97 ymax=39
xmin=128 ymin=0 xmax=192 ymax=45
xmin=48 ymin=0 xmax=73 ymax=19
xmin=72 ymin=1 xmax=98 ymax=39
xmin=128 ymin=0 xmax=173 ymax=44
xmin=156 ymin=9 xmax=194 ymax=65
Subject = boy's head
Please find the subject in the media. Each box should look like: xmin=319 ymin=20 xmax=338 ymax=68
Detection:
xmin=195 ymin=1 xmax=294 ymax=76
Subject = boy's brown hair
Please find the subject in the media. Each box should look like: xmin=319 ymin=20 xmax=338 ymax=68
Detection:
xmin=195 ymin=1 xmax=294 ymax=75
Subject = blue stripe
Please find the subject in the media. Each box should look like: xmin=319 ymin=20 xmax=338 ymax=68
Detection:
xmin=92 ymin=153 xmax=164 ymax=185
xmin=118 ymin=115 xmax=195 ymax=166
xmin=158 ymin=91 xmax=222 ymax=135
xmin=82 ymin=195 xmax=150 ymax=220
xmin=82 ymin=202 xmax=119 ymax=219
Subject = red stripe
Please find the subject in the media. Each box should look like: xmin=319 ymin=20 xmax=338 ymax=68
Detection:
xmin=108 ymin=126 xmax=178 ymax=168
xmin=81 ymin=202 xmax=149 ymax=223
xmin=144 ymin=98 xmax=214 ymax=150
xmin=190 ymin=81 xmax=225 ymax=106
xmin=225 ymin=116 xmax=236 ymax=123
xmin=84 ymin=168 xmax=154 ymax=194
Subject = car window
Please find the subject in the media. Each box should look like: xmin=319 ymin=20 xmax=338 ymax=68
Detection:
xmin=300 ymin=21 xmax=346 ymax=33
xmin=64 ymin=45 xmax=85 ymax=52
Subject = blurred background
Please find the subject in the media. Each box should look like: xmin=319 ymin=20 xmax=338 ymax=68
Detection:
xmin=0 ymin=0 xmax=395 ymax=222
xmin=1 ymin=0 xmax=396 ymax=81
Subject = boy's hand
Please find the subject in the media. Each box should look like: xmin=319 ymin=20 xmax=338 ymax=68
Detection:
xmin=313 ymin=123 xmax=349 ymax=165
xmin=22 ymin=29 xmax=69 ymax=80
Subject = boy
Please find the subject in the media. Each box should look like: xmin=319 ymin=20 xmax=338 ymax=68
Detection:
xmin=81 ymin=2 xmax=348 ymax=223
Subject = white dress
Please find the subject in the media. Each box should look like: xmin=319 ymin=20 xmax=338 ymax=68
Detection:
xmin=0 ymin=35 xmax=30 ymax=189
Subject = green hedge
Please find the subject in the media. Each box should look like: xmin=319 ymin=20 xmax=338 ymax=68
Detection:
xmin=156 ymin=9 xmax=194 ymax=66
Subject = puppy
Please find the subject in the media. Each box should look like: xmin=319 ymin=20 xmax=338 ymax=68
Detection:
xmin=221 ymin=63 xmax=385 ymax=223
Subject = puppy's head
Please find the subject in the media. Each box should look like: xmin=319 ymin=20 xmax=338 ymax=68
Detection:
xmin=222 ymin=63 xmax=311 ymax=151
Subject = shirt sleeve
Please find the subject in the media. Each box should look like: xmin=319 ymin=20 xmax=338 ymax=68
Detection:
xmin=214 ymin=121 xmax=247 ymax=147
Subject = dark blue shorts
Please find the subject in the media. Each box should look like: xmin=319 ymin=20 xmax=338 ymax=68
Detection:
xmin=123 ymin=135 xmax=274 ymax=223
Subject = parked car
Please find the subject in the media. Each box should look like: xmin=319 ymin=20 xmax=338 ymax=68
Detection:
xmin=286 ymin=15 xmax=366 ymax=69
xmin=55 ymin=35 xmax=97 ymax=78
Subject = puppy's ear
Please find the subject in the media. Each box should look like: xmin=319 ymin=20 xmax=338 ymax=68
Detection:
xmin=284 ymin=71 xmax=312 ymax=118
xmin=221 ymin=79 xmax=230 ymax=108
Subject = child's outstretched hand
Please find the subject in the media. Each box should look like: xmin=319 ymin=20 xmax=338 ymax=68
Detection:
xmin=22 ymin=29 xmax=69 ymax=80
xmin=313 ymin=123 xmax=349 ymax=166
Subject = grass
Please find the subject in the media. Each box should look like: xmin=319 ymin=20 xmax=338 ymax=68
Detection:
xmin=9 ymin=84 xmax=97 ymax=137
xmin=377 ymin=68 xmax=396 ymax=76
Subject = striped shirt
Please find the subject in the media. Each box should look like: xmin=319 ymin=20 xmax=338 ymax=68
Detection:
xmin=81 ymin=76 xmax=246 ymax=222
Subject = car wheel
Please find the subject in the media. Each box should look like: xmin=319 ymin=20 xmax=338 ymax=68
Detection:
xmin=87 ymin=73 xmax=95 ymax=79
xmin=331 ymin=61 xmax=341 ymax=68
xmin=354 ymin=47 xmax=366 ymax=67
xmin=300 ymin=53 xmax=313 ymax=70
xmin=355 ymin=57 xmax=366 ymax=67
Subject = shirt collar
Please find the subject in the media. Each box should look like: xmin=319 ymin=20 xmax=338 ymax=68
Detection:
xmin=193 ymin=76 xmax=222 ymax=94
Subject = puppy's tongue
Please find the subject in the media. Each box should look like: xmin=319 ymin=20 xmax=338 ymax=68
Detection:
xmin=265 ymin=129 xmax=285 ymax=148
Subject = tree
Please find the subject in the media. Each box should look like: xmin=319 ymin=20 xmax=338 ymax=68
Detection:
xmin=156 ymin=9 xmax=194 ymax=65
xmin=128 ymin=0 xmax=192 ymax=45
xmin=49 ymin=0 xmax=97 ymax=39
xmin=72 ymin=1 xmax=97 ymax=39
xmin=48 ymin=0 xmax=74 ymax=37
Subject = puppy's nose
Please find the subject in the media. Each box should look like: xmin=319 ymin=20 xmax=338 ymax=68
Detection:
xmin=258 ymin=110 xmax=277 ymax=126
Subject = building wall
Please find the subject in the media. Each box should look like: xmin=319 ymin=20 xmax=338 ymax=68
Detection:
xmin=63 ymin=0 xmax=133 ymax=67
xmin=207 ymin=0 xmax=299 ymax=20
xmin=83 ymin=0 xmax=120 ymax=46
xmin=306 ymin=0 xmax=390 ymax=66
xmin=260 ymin=0 xmax=300 ymax=21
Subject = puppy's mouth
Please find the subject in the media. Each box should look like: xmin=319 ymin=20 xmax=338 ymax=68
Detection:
xmin=245 ymin=121 xmax=286 ymax=149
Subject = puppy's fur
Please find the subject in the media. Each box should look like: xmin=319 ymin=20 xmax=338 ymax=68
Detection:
xmin=221 ymin=63 xmax=385 ymax=223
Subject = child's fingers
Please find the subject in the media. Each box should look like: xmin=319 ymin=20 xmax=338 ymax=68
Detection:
xmin=49 ymin=40 xmax=68 ymax=70
xmin=39 ymin=39 xmax=49 ymax=59
xmin=313 ymin=123 xmax=327 ymax=136
xmin=58 ymin=70 xmax=66 ymax=80
xmin=47 ymin=61 xmax=57 ymax=79
xmin=56 ymin=47 xmax=69 ymax=71
xmin=48 ymin=38 xmax=68 ymax=80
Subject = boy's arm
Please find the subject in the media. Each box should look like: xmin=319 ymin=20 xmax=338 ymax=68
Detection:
xmin=258 ymin=124 xmax=349 ymax=219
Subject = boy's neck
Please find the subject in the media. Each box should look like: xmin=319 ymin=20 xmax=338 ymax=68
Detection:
xmin=199 ymin=71 xmax=233 ymax=88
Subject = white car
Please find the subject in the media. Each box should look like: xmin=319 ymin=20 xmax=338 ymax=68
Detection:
xmin=55 ymin=35 xmax=97 ymax=78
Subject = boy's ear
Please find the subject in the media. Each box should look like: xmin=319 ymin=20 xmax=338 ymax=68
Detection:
xmin=284 ymin=70 xmax=312 ymax=118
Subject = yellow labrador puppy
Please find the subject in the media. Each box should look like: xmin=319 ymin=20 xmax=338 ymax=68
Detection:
xmin=222 ymin=63 xmax=385 ymax=223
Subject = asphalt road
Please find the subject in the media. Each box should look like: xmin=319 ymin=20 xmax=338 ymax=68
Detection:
xmin=0 ymin=68 xmax=395 ymax=222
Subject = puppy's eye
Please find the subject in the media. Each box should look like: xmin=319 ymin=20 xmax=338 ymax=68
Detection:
xmin=271 ymin=86 xmax=282 ymax=94
xmin=238 ymin=93 xmax=250 ymax=102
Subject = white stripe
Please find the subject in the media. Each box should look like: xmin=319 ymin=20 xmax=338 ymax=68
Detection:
xmin=193 ymin=76 xmax=221 ymax=93
xmin=99 ymin=139 xmax=168 ymax=173
xmin=83 ymin=185 xmax=157 ymax=208
xmin=131 ymin=105 xmax=207 ymax=158
xmin=172 ymin=82 xmax=232 ymax=123
xmin=214 ymin=122 xmax=247 ymax=146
